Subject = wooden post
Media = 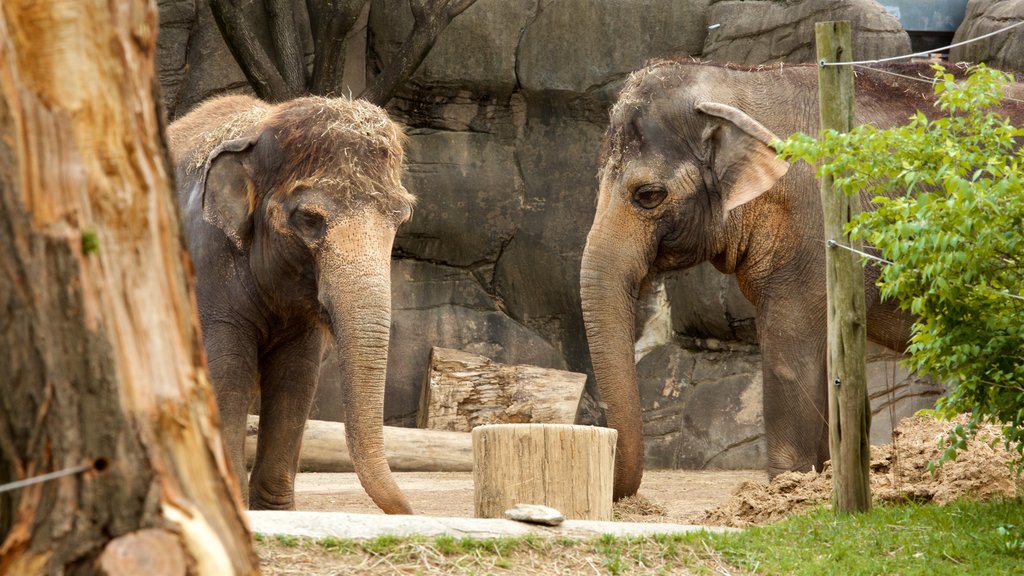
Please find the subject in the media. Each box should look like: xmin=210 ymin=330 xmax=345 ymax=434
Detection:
xmin=815 ymin=20 xmax=871 ymax=513
xmin=473 ymin=424 xmax=616 ymax=521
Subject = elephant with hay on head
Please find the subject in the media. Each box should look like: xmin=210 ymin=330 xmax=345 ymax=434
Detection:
xmin=168 ymin=94 xmax=415 ymax=514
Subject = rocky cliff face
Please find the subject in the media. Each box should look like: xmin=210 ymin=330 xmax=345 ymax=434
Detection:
xmin=951 ymin=0 xmax=1024 ymax=70
xmin=158 ymin=0 xmax=953 ymax=470
xmin=703 ymin=0 xmax=910 ymax=63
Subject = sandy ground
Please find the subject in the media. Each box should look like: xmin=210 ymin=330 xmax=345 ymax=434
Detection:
xmin=292 ymin=415 xmax=1019 ymax=528
xmin=294 ymin=469 xmax=767 ymax=523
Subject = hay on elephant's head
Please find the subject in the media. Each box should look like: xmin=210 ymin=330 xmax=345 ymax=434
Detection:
xmin=260 ymin=96 xmax=415 ymax=221
xmin=185 ymin=105 xmax=270 ymax=174
xmin=174 ymin=95 xmax=415 ymax=222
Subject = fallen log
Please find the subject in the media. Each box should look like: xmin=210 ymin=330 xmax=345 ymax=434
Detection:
xmin=418 ymin=347 xmax=587 ymax=431
xmin=245 ymin=416 xmax=473 ymax=472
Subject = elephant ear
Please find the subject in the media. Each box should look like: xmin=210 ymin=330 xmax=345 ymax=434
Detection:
xmin=198 ymin=136 xmax=259 ymax=251
xmin=696 ymin=102 xmax=789 ymax=212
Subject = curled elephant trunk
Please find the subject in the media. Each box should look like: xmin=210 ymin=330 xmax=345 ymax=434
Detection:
xmin=319 ymin=218 xmax=412 ymax=515
xmin=580 ymin=219 xmax=652 ymax=501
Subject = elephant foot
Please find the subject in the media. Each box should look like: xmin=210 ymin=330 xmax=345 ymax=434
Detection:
xmin=767 ymin=459 xmax=826 ymax=480
xmin=249 ymin=492 xmax=296 ymax=511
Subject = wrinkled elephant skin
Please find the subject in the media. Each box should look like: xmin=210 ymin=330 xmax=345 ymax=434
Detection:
xmin=581 ymin=61 xmax=1024 ymax=499
xmin=168 ymin=95 xmax=415 ymax=514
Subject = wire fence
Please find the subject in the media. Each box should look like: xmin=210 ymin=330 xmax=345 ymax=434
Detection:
xmin=0 ymin=459 xmax=106 ymax=495
xmin=819 ymin=20 xmax=1024 ymax=68
xmin=813 ymin=18 xmax=1024 ymax=305
xmin=826 ymin=240 xmax=1024 ymax=303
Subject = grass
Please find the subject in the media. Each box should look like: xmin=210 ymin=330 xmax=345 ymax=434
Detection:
xmin=255 ymin=499 xmax=1024 ymax=575
xmin=709 ymin=498 xmax=1024 ymax=575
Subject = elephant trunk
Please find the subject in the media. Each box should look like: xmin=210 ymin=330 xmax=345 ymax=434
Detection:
xmin=580 ymin=218 xmax=651 ymax=501
xmin=319 ymin=220 xmax=412 ymax=515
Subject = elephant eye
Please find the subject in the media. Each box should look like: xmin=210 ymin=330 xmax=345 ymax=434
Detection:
xmin=289 ymin=206 xmax=326 ymax=240
xmin=632 ymin=184 xmax=667 ymax=210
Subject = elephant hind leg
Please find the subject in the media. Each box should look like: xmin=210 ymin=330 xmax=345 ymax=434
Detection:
xmin=759 ymin=318 xmax=830 ymax=479
xmin=249 ymin=330 xmax=324 ymax=510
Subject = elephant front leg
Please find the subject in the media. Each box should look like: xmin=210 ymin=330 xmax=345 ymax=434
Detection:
xmin=204 ymin=326 xmax=259 ymax=504
xmin=248 ymin=329 xmax=324 ymax=510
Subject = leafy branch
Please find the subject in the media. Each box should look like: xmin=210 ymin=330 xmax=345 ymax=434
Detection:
xmin=777 ymin=64 xmax=1024 ymax=471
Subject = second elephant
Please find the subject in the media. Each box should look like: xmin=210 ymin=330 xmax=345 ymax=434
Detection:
xmin=581 ymin=60 xmax=1024 ymax=499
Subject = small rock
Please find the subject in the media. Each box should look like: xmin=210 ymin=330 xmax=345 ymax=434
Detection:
xmin=503 ymin=504 xmax=565 ymax=526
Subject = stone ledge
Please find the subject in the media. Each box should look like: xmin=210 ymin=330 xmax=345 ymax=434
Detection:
xmin=248 ymin=511 xmax=738 ymax=540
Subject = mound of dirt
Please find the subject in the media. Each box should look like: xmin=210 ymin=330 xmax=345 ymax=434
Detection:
xmin=700 ymin=414 xmax=1021 ymax=527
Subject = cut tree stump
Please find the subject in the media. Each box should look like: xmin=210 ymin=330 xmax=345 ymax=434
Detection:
xmin=245 ymin=416 xmax=472 ymax=472
xmin=473 ymin=424 xmax=617 ymax=521
xmin=418 ymin=347 xmax=586 ymax=431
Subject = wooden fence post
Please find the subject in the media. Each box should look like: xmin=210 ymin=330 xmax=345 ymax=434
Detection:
xmin=815 ymin=20 xmax=871 ymax=513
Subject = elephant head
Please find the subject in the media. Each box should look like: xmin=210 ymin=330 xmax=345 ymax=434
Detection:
xmin=184 ymin=96 xmax=414 ymax=513
xmin=580 ymin=66 xmax=789 ymax=499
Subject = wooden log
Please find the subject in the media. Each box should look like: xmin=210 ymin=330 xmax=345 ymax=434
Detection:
xmin=245 ymin=416 xmax=473 ymax=472
xmin=418 ymin=347 xmax=587 ymax=431
xmin=472 ymin=424 xmax=617 ymax=521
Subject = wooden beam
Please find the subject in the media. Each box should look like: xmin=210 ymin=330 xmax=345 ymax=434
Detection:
xmin=815 ymin=20 xmax=871 ymax=514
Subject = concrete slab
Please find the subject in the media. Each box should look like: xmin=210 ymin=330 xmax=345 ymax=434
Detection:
xmin=248 ymin=510 xmax=738 ymax=540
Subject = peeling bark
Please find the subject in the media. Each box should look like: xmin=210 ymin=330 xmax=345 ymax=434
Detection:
xmin=0 ymin=0 xmax=258 ymax=573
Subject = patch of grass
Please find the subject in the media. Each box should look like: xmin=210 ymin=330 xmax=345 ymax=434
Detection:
xmin=255 ymin=500 xmax=1024 ymax=574
xmin=273 ymin=534 xmax=300 ymax=547
xmin=706 ymin=498 xmax=1024 ymax=575
xmin=318 ymin=536 xmax=355 ymax=553
xmin=361 ymin=534 xmax=404 ymax=556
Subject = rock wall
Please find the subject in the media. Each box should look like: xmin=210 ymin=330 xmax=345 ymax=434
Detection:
xmin=158 ymin=0 xmax=952 ymax=470
xmin=703 ymin=0 xmax=910 ymax=63
xmin=950 ymin=0 xmax=1024 ymax=71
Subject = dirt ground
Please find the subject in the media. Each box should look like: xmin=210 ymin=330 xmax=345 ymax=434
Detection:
xmin=293 ymin=414 xmax=1019 ymax=527
xmin=294 ymin=468 xmax=766 ymax=524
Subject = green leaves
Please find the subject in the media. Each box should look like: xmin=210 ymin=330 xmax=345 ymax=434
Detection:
xmin=776 ymin=64 xmax=1024 ymax=472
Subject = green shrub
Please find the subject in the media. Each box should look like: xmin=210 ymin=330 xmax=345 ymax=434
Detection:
xmin=776 ymin=63 xmax=1024 ymax=471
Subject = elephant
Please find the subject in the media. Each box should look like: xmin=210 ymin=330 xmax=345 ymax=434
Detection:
xmin=580 ymin=59 xmax=1024 ymax=500
xmin=167 ymin=94 xmax=415 ymax=513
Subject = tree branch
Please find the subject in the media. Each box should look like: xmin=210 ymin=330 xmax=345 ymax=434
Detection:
xmin=447 ymin=0 xmax=476 ymax=19
xmin=209 ymin=0 xmax=293 ymax=102
xmin=266 ymin=0 xmax=307 ymax=94
xmin=310 ymin=0 xmax=369 ymax=96
xmin=360 ymin=0 xmax=477 ymax=106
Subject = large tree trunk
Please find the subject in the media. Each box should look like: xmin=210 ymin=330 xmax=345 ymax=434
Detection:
xmin=0 ymin=1 xmax=258 ymax=574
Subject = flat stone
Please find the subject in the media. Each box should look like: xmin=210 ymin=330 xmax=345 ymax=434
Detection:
xmin=248 ymin=511 xmax=737 ymax=540
xmin=503 ymin=504 xmax=565 ymax=526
